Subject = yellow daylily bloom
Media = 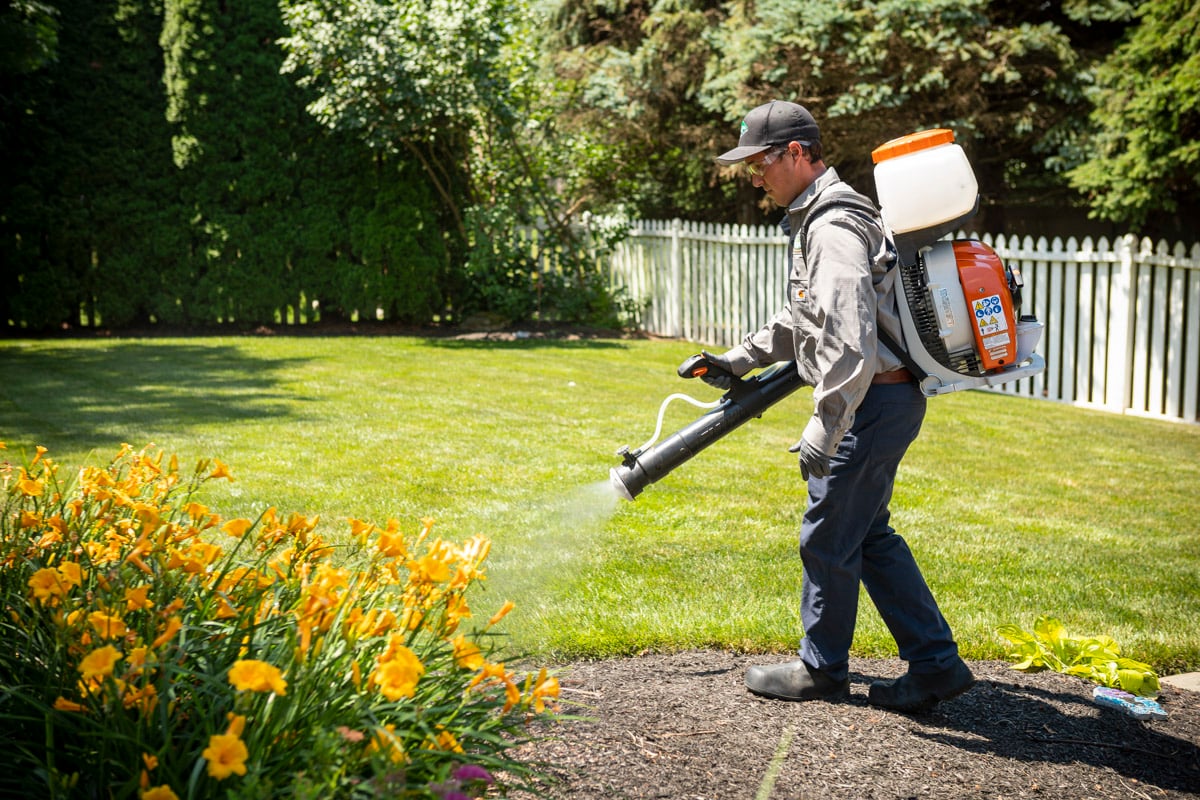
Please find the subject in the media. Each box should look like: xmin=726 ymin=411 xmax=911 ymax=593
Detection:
xmin=348 ymin=517 xmax=375 ymax=544
xmin=17 ymin=469 xmax=44 ymax=497
xmin=444 ymin=594 xmax=471 ymax=630
xmin=372 ymin=640 xmax=425 ymax=701
xmin=486 ymin=600 xmax=516 ymax=628
xmin=529 ymin=667 xmax=561 ymax=713
xmin=228 ymin=659 xmax=288 ymax=695
xmin=125 ymin=585 xmax=154 ymax=612
xmin=376 ymin=527 xmax=407 ymax=559
xmin=408 ymin=552 xmax=451 ymax=584
xmin=141 ymin=785 xmax=179 ymax=800
xmin=54 ymin=696 xmax=88 ymax=713
xmin=423 ymin=727 xmax=463 ymax=753
xmin=214 ymin=597 xmax=238 ymax=619
xmin=132 ymin=502 xmax=160 ymax=532
xmin=184 ymin=501 xmax=209 ymax=520
xmin=126 ymin=646 xmax=152 ymax=671
xmin=418 ymin=517 xmax=435 ymax=542
xmin=451 ymin=635 xmax=485 ymax=671
xmin=202 ymin=732 xmax=248 ymax=780
xmin=151 ymin=616 xmax=182 ymax=649
xmin=208 ymin=459 xmax=234 ymax=481
xmin=221 ymin=518 xmax=253 ymax=538
xmin=57 ymin=561 xmax=85 ymax=589
xmin=368 ymin=724 xmax=407 ymax=764
xmin=88 ymin=610 xmax=128 ymax=639
xmin=469 ymin=661 xmax=521 ymax=713
xmin=28 ymin=568 xmax=67 ymax=604
xmin=79 ymin=645 xmax=123 ymax=680
xmin=166 ymin=541 xmax=222 ymax=574
xmin=123 ymin=682 xmax=158 ymax=714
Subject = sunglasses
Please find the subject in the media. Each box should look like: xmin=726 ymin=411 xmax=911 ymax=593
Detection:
xmin=745 ymin=147 xmax=788 ymax=177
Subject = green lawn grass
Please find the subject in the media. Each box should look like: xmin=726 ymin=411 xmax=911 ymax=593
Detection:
xmin=2 ymin=334 xmax=1197 ymax=673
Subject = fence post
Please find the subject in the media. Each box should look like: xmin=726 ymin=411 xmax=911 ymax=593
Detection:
xmin=1105 ymin=234 xmax=1138 ymax=414
xmin=670 ymin=218 xmax=683 ymax=338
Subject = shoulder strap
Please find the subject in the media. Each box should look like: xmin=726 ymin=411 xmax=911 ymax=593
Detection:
xmin=800 ymin=188 xmax=928 ymax=382
xmin=798 ymin=188 xmax=880 ymax=250
xmin=878 ymin=326 xmax=927 ymax=381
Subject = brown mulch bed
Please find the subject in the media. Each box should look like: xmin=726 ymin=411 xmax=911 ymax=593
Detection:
xmin=509 ymin=651 xmax=1200 ymax=799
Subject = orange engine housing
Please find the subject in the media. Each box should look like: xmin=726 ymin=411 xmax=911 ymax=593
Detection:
xmin=952 ymin=241 xmax=1017 ymax=371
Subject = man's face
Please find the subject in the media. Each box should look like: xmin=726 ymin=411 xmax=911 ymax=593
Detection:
xmin=744 ymin=143 xmax=815 ymax=206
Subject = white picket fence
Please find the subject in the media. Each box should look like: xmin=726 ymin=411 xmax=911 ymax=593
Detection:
xmin=607 ymin=219 xmax=1200 ymax=424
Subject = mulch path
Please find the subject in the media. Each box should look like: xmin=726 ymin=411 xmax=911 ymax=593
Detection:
xmin=509 ymin=650 xmax=1200 ymax=799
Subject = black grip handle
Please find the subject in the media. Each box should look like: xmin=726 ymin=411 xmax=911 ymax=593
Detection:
xmin=677 ymin=353 xmax=733 ymax=382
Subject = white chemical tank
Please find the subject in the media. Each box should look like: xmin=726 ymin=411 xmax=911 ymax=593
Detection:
xmin=872 ymin=129 xmax=978 ymax=234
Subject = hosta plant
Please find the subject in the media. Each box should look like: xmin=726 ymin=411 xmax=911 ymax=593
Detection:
xmin=997 ymin=615 xmax=1160 ymax=697
xmin=0 ymin=443 xmax=558 ymax=799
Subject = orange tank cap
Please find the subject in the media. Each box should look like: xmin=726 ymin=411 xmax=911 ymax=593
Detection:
xmin=871 ymin=129 xmax=956 ymax=164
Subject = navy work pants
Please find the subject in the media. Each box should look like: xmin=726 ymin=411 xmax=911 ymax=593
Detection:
xmin=798 ymin=380 xmax=959 ymax=681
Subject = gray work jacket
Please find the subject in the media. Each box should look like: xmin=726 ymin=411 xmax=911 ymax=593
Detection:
xmin=722 ymin=167 xmax=907 ymax=455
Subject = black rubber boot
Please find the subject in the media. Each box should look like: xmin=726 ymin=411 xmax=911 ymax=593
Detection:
xmin=867 ymin=658 xmax=975 ymax=713
xmin=744 ymin=659 xmax=850 ymax=702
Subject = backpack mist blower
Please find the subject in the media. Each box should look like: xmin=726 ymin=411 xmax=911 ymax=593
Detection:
xmin=610 ymin=129 xmax=1046 ymax=502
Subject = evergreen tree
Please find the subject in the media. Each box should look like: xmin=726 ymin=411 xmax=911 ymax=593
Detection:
xmin=1068 ymin=0 xmax=1200 ymax=233
xmin=543 ymin=0 xmax=1139 ymax=231
xmin=1 ymin=0 xmax=185 ymax=330
xmin=161 ymin=0 xmax=443 ymax=326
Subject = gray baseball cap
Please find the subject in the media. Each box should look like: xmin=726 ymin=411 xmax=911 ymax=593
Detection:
xmin=716 ymin=101 xmax=821 ymax=165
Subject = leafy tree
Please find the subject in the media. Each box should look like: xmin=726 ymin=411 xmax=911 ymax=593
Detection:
xmin=543 ymin=0 xmax=1137 ymax=229
xmin=0 ymin=0 xmax=59 ymax=75
xmin=1067 ymin=0 xmax=1200 ymax=229
xmin=278 ymin=0 xmax=624 ymax=324
xmin=544 ymin=0 xmax=733 ymax=221
xmin=279 ymin=0 xmax=518 ymax=246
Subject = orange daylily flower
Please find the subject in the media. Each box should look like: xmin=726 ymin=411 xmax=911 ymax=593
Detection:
xmin=88 ymin=610 xmax=128 ymax=639
xmin=151 ymin=616 xmax=182 ymax=649
xmin=208 ymin=459 xmax=234 ymax=481
xmin=125 ymin=585 xmax=154 ymax=612
xmin=487 ymin=600 xmax=516 ymax=627
xmin=372 ymin=639 xmax=425 ymax=701
xmin=228 ymin=659 xmax=288 ymax=695
xmin=452 ymin=635 xmax=485 ymax=670
xmin=221 ymin=518 xmax=253 ymax=538
xmin=79 ymin=645 xmax=122 ymax=680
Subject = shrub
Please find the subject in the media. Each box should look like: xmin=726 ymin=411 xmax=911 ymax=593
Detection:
xmin=0 ymin=443 xmax=558 ymax=798
xmin=997 ymin=615 xmax=1160 ymax=697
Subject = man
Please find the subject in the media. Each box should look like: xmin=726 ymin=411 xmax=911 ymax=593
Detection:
xmin=690 ymin=100 xmax=974 ymax=712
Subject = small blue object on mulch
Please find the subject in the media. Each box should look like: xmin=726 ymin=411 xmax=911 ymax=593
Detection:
xmin=1092 ymin=686 xmax=1168 ymax=719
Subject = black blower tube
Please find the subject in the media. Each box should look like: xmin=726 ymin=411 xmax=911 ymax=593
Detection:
xmin=610 ymin=360 xmax=806 ymax=501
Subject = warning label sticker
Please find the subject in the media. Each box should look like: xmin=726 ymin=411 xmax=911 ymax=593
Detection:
xmin=972 ymin=294 xmax=1009 ymax=338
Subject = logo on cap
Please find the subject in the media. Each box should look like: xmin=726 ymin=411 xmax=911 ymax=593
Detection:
xmin=740 ymin=120 xmax=748 ymax=136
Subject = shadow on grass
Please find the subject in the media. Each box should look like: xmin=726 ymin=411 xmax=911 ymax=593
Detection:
xmin=423 ymin=336 xmax=631 ymax=351
xmin=0 ymin=342 xmax=308 ymax=452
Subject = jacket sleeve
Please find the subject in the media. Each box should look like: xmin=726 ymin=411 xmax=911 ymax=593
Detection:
xmin=799 ymin=212 xmax=879 ymax=455
xmin=720 ymin=307 xmax=795 ymax=376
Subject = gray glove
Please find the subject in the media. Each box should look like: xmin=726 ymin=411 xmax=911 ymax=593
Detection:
xmin=696 ymin=350 xmax=736 ymax=390
xmin=788 ymin=438 xmax=830 ymax=481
